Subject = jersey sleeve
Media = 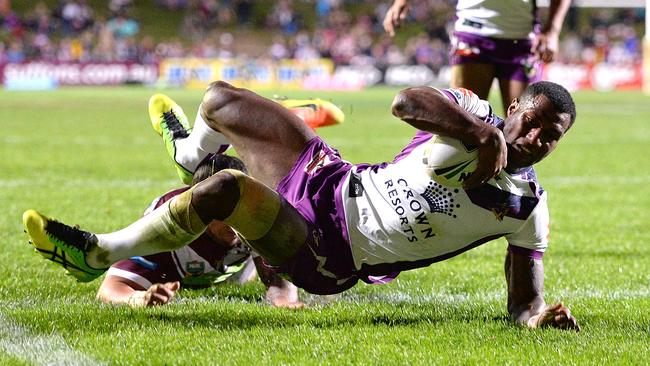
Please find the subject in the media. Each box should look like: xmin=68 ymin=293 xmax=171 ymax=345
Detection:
xmin=107 ymin=252 xmax=182 ymax=290
xmin=505 ymin=191 xmax=550 ymax=258
xmin=437 ymin=87 xmax=493 ymax=121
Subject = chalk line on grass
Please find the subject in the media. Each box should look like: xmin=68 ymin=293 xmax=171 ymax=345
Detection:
xmin=0 ymin=312 xmax=105 ymax=366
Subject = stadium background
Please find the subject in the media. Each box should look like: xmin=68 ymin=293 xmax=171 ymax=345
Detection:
xmin=0 ymin=0 xmax=646 ymax=91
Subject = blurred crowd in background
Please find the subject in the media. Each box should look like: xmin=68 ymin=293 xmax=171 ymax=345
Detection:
xmin=0 ymin=0 xmax=644 ymax=70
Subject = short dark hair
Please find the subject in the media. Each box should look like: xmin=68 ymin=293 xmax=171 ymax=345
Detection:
xmin=520 ymin=81 xmax=577 ymax=127
xmin=191 ymin=154 xmax=247 ymax=185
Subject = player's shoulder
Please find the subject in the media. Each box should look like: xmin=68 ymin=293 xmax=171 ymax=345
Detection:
xmin=438 ymin=87 xmax=496 ymax=123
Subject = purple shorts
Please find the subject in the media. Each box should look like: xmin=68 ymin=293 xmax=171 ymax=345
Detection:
xmin=272 ymin=136 xmax=360 ymax=295
xmin=449 ymin=31 xmax=541 ymax=83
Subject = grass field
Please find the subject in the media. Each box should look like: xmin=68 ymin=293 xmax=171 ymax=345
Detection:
xmin=1 ymin=85 xmax=649 ymax=365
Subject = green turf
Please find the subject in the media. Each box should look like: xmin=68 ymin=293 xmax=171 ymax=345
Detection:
xmin=1 ymin=86 xmax=649 ymax=365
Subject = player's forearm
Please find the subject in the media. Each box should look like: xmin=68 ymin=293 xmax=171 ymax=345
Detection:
xmin=543 ymin=0 xmax=570 ymax=35
xmin=504 ymin=251 xmax=546 ymax=325
xmin=96 ymin=280 xmax=139 ymax=306
xmin=391 ymin=87 xmax=501 ymax=146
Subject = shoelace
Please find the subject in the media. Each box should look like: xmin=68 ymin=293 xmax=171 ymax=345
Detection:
xmin=46 ymin=220 xmax=94 ymax=251
xmin=162 ymin=111 xmax=189 ymax=139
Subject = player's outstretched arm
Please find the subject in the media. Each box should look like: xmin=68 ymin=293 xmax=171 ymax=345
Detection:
xmin=96 ymin=275 xmax=180 ymax=308
xmin=505 ymin=251 xmax=580 ymax=331
xmin=253 ymin=257 xmax=304 ymax=309
xmin=391 ymin=87 xmax=507 ymax=188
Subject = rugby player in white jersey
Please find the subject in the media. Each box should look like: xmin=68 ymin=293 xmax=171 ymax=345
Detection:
xmin=24 ymin=80 xmax=579 ymax=330
xmin=383 ymin=0 xmax=571 ymax=112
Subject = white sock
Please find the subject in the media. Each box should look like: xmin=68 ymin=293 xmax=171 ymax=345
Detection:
xmin=174 ymin=104 xmax=231 ymax=173
xmin=87 ymin=200 xmax=202 ymax=268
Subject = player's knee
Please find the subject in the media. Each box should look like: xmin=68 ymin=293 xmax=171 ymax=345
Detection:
xmin=201 ymin=81 xmax=242 ymax=123
xmin=191 ymin=170 xmax=241 ymax=221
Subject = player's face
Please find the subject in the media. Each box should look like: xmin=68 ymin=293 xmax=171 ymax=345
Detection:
xmin=503 ymin=94 xmax=572 ymax=169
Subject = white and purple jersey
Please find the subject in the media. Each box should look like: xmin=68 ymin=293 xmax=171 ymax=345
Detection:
xmin=454 ymin=0 xmax=538 ymax=39
xmin=341 ymin=88 xmax=550 ymax=275
xmin=107 ymin=188 xmax=252 ymax=289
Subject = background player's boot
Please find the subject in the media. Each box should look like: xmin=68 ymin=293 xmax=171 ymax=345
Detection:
xmin=148 ymin=94 xmax=194 ymax=184
xmin=276 ymin=98 xmax=345 ymax=129
xmin=23 ymin=210 xmax=107 ymax=282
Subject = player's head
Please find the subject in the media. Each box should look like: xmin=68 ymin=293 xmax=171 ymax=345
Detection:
xmin=191 ymin=154 xmax=246 ymax=248
xmin=192 ymin=154 xmax=247 ymax=186
xmin=503 ymin=81 xmax=576 ymax=169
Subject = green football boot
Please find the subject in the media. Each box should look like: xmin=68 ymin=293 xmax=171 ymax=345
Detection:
xmin=148 ymin=93 xmax=194 ymax=185
xmin=23 ymin=210 xmax=107 ymax=282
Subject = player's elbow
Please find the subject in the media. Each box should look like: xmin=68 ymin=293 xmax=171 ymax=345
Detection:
xmin=391 ymin=88 xmax=417 ymax=118
xmin=391 ymin=87 xmax=434 ymax=119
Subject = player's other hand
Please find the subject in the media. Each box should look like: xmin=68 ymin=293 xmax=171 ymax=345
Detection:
xmin=383 ymin=0 xmax=409 ymax=37
xmin=143 ymin=281 xmax=181 ymax=307
xmin=265 ymin=282 xmax=305 ymax=309
xmin=528 ymin=302 xmax=580 ymax=331
xmin=463 ymin=127 xmax=507 ymax=189
xmin=531 ymin=31 xmax=560 ymax=63
xmin=270 ymin=296 xmax=305 ymax=309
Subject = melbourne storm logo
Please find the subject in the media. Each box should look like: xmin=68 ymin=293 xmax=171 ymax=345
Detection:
xmin=420 ymin=182 xmax=461 ymax=218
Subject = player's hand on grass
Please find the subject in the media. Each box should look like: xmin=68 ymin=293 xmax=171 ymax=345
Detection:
xmin=269 ymin=296 xmax=305 ymax=309
xmin=128 ymin=281 xmax=180 ymax=307
xmin=528 ymin=302 xmax=580 ymax=331
xmin=463 ymin=127 xmax=507 ymax=189
xmin=265 ymin=282 xmax=305 ymax=309
xmin=383 ymin=0 xmax=409 ymax=37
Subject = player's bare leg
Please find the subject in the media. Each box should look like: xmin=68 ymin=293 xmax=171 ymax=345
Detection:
xmin=200 ymin=80 xmax=317 ymax=188
xmin=498 ymin=78 xmax=527 ymax=114
xmin=450 ymin=63 xmax=495 ymax=100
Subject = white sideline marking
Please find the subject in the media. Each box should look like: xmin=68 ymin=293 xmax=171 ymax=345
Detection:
xmin=0 ymin=312 xmax=104 ymax=366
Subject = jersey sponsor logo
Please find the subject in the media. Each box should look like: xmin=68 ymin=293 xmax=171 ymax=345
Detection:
xmin=185 ymin=260 xmax=205 ymax=275
xmin=420 ymin=181 xmax=461 ymax=217
xmin=384 ymin=178 xmax=438 ymax=242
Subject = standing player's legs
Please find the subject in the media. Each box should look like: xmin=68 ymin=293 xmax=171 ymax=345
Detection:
xmin=494 ymin=38 xmax=538 ymax=113
xmin=498 ymin=78 xmax=528 ymax=113
xmin=449 ymin=63 xmax=495 ymax=100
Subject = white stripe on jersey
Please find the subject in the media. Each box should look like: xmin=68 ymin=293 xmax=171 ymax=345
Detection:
xmin=106 ymin=267 xmax=153 ymax=289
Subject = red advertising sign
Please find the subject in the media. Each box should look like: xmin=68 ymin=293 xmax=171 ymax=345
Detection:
xmin=543 ymin=62 xmax=643 ymax=91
